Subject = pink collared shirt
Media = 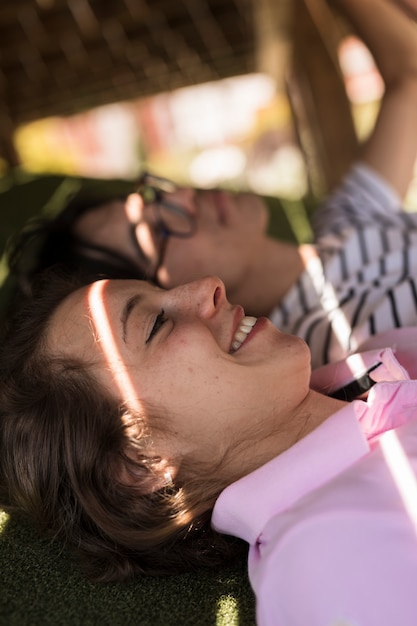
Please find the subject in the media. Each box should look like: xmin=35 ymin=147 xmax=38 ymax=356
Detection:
xmin=212 ymin=349 xmax=417 ymax=625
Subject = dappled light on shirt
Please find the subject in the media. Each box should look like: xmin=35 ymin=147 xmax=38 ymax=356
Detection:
xmin=308 ymin=258 xmax=354 ymax=358
xmin=88 ymin=280 xmax=142 ymax=413
xmin=320 ymin=278 xmax=353 ymax=353
xmin=380 ymin=430 xmax=417 ymax=533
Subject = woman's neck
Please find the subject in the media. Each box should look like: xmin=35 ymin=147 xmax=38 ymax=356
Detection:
xmin=270 ymin=390 xmax=348 ymax=461
xmin=291 ymin=390 xmax=349 ymax=445
xmin=228 ymin=390 xmax=349 ymax=483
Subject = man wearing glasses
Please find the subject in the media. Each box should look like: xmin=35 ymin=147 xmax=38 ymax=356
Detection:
xmin=7 ymin=0 xmax=417 ymax=368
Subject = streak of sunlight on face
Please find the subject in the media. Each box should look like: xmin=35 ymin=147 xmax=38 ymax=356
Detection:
xmin=125 ymin=194 xmax=155 ymax=262
xmin=88 ymin=280 xmax=142 ymax=413
xmin=380 ymin=430 xmax=417 ymax=535
xmin=88 ymin=281 xmax=176 ymax=483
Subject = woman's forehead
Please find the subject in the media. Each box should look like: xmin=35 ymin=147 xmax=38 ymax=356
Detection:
xmin=47 ymin=284 xmax=93 ymax=357
xmin=90 ymin=278 xmax=156 ymax=301
xmin=50 ymin=279 xmax=157 ymax=347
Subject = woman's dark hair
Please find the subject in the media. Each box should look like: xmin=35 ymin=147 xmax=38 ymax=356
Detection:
xmin=0 ymin=271 xmax=245 ymax=582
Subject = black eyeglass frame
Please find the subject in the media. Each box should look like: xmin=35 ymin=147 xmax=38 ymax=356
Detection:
xmin=48 ymin=172 xmax=197 ymax=285
xmin=132 ymin=172 xmax=197 ymax=281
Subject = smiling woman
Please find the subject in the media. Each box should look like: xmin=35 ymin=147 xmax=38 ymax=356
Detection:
xmin=2 ymin=269 xmax=417 ymax=625
xmin=3 ymin=0 xmax=417 ymax=623
xmin=0 ymin=271 xmax=311 ymax=580
xmin=47 ymin=276 xmax=313 ymax=473
xmin=0 ymin=272 xmax=250 ymax=581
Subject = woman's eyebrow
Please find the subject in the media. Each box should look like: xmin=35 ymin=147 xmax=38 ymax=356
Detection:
xmin=121 ymin=294 xmax=143 ymax=343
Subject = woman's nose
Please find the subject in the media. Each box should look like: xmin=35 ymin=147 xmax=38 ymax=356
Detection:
xmin=172 ymin=276 xmax=227 ymax=319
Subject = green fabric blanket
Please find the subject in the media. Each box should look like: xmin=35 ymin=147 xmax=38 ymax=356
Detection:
xmin=0 ymin=510 xmax=255 ymax=625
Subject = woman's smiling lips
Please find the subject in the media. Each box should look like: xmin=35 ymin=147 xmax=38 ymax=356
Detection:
xmin=230 ymin=313 xmax=257 ymax=353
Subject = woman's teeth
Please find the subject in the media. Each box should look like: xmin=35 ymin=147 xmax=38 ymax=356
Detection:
xmin=231 ymin=316 xmax=257 ymax=352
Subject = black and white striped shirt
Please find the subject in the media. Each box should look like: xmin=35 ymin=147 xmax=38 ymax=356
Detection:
xmin=270 ymin=163 xmax=417 ymax=369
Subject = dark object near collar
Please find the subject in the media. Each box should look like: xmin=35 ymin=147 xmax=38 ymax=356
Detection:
xmin=329 ymin=362 xmax=382 ymax=401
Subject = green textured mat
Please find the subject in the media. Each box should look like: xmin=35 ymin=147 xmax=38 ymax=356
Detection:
xmin=0 ymin=511 xmax=255 ymax=626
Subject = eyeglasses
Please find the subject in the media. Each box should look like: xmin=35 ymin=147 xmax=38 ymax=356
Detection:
xmin=133 ymin=172 xmax=197 ymax=281
xmin=56 ymin=172 xmax=196 ymax=285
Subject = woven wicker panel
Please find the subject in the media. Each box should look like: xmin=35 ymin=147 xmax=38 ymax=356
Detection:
xmin=0 ymin=0 xmax=255 ymax=127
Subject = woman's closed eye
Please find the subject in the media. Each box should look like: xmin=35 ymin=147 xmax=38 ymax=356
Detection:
xmin=147 ymin=309 xmax=167 ymax=343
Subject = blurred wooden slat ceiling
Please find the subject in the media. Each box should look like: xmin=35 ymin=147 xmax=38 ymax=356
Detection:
xmin=0 ymin=0 xmax=261 ymax=165
xmin=0 ymin=0 xmax=357 ymax=195
xmin=0 ymin=0 xmax=255 ymax=124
